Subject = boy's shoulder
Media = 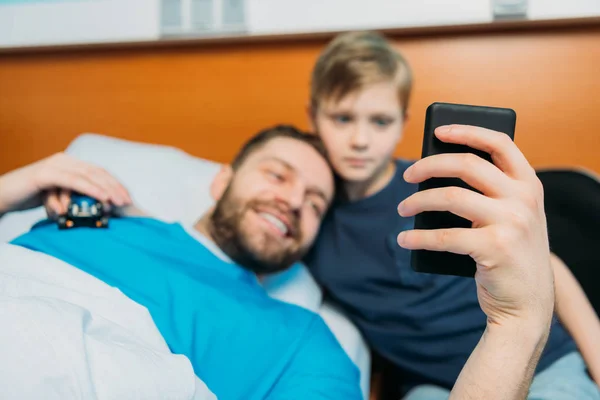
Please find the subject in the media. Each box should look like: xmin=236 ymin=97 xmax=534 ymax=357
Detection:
xmin=392 ymin=158 xmax=418 ymax=192
xmin=395 ymin=157 xmax=416 ymax=170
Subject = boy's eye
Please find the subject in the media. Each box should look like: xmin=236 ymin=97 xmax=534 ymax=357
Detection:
xmin=332 ymin=114 xmax=352 ymax=124
xmin=372 ymin=116 xmax=393 ymax=127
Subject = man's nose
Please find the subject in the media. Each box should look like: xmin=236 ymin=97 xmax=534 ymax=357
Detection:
xmin=279 ymin=182 xmax=304 ymax=211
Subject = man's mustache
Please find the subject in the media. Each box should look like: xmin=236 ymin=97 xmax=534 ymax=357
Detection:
xmin=246 ymin=199 xmax=301 ymax=241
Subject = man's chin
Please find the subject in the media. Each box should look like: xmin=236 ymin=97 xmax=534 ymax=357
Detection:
xmin=242 ymin=245 xmax=303 ymax=275
xmin=241 ymin=255 xmax=292 ymax=275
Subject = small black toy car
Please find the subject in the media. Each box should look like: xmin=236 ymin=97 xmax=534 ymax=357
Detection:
xmin=57 ymin=193 xmax=108 ymax=229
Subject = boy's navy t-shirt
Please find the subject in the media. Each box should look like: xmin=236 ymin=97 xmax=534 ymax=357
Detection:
xmin=305 ymin=159 xmax=576 ymax=391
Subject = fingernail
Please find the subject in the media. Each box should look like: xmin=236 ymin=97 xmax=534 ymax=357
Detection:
xmin=403 ymin=167 xmax=413 ymax=181
xmin=436 ymin=125 xmax=451 ymax=134
xmin=397 ymin=201 xmax=406 ymax=216
xmin=397 ymin=231 xmax=407 ymax=246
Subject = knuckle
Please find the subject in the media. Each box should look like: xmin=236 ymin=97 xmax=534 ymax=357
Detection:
xmin=443 ymin=186 xmax=463 ymax=204
xmin=460 ymin=153 xmax=481 ymax=172
xmin=507 ymin=209 xmax=530 ymax=232
xmin=88 ymin=164 xmax=106 ymax=178
xmin=436 ymin=229 xmax=452 ymax=247
xmin=73 ymin=176 xmax=89 ymax=189
xmin=519 ymin=183 xmax=543 ymax=212
xmin=489 ymin=226 xmax=513 ymax=252
xmin=496 ymin=132 xmax=513 ymax=150
xmin=81 ymin=164 xmax=95 ymax=176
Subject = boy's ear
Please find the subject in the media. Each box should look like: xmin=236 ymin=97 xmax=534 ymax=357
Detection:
xmin=210 ymin=165 xmax=233 ymax=201
xmin=306 ymin=102 xmax=316 ymax=132
xmin=403 ymin=109 xmax=411 ymax=125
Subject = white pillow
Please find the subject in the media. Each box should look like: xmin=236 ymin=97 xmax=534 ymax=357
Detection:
xmin=66 ymin=133 xmax=221 ymax=224
xmin=0 ymin=133 xmax=322 ymax=312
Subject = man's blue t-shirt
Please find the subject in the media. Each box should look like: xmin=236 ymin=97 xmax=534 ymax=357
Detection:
xmin=12 ymin=217 xmax=360 ymax=400
xmin=305 ymin=159 xmax=576 ymax=392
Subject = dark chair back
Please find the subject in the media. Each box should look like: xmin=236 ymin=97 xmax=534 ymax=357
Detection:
xmin=537 ymin=169 xmax=600 ymax=316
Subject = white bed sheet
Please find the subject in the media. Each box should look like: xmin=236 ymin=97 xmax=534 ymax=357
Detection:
xmin=0 ymin=243 xmax=216 ymax=400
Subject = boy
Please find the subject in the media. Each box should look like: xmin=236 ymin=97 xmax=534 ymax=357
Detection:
xmin=304 ymin=31 xmax=600 ymax=399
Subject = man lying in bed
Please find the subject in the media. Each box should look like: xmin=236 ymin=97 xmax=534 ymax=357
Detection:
xmin=0 ymin=125 xmax=360 ymax=399
xmin=1 ymin=123 xmax=560 ymax=400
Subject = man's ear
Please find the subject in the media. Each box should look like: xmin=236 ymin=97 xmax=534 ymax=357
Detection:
xmin=403 ymin=108 xmax=411 ymax=125
xmin=210 ymin=165 xmax=233 ymax=201
xmin=306 ymin=102 xmax=316 ymax=133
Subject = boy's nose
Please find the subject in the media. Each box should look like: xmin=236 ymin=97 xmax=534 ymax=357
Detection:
xmin=350 ymin=124 xmax=369 ymax=150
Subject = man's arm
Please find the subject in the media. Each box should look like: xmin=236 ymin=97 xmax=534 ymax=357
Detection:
xmin=398 ymin=124 xmax=556 ymax=400
xmin=0 ymin=153 xmax=131 ymax=218
xmin=451 ymin=321 xmax=549 ymax=399
xmin=552 ymin=252 xmax=600 ymax=384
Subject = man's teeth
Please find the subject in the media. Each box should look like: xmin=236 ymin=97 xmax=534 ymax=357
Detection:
xmin=259 ymin=212 xmax=288 ymax=235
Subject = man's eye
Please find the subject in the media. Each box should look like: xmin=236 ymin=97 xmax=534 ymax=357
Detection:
xmin=267 ymin=171 xmax=285 ymax=182
xmin=308 ymin=200 xmax=323 ymax=217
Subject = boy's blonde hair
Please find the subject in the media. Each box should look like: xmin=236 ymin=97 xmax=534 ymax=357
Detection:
xmin=310 ymin=31 xmax=413 ymax=112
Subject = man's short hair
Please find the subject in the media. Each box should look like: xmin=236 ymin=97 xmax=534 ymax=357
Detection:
xmin=310 ymin=30 xmax=413 ymax=112
xmin=231 ymin=125 xmax=328 ymax=170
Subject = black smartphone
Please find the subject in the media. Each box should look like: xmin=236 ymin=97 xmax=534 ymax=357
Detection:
xmin=410 ymin=102 xmax=517 ymax=277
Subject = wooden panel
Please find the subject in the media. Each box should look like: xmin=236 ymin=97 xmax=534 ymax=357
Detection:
xmin=1 ymin=24 xmax=599 ymax=175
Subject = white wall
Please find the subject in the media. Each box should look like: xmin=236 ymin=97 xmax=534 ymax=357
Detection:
xmin=1 ymin=0 xmax=599 ymax=49
xmin=528 ymin=0 xmax=600 ymax=19
xmin=246 ymin=0 xmax=492 ymax=35
xmin=0 ymin=0 xmax=160 ymax=48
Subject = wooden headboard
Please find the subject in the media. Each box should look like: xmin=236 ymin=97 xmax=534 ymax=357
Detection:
xmin=1 ymin=19 xmax=599 ymax=175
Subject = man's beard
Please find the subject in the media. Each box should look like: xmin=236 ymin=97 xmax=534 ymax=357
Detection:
xmin=209 ymin=185 xmax=307 ymax=275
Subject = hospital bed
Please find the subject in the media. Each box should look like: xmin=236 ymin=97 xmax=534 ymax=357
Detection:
xmin=0 ymin=133 xmax=371 ymax=399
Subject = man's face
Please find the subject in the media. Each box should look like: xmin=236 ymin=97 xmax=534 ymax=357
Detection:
xmin=313 ymin=81 xmax=405 ymax=184
xmin=210 ymin=137 xmax=334 ymax=275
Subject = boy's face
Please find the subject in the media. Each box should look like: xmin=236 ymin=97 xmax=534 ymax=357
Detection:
xmin=312 ymin=81 xmax=405 ymax=183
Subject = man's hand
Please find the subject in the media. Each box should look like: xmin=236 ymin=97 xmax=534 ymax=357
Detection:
xmin=397 ymin=124 xmax=553 ymax=329
xmin=397 ymin=125 xmax=554 ymax=399
xmin=0 ymin=153 xmax=132 ymax=217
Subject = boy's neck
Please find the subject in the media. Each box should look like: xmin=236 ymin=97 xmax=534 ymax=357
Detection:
xmin=343 ymin=161 xmax=396 ymax=202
